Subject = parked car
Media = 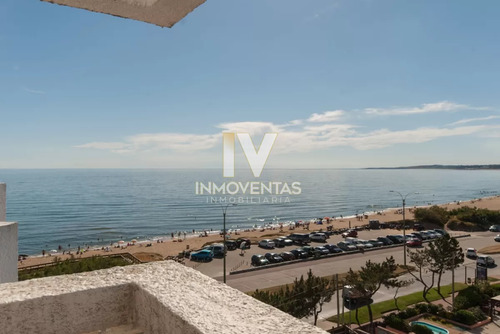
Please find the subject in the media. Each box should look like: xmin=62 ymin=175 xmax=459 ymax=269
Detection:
xmin=251 ymin=254 xmax=270 ymax=266
xmin=413 ymin=223 xmax=425 ymax=231
xmin=376 ymin=236 xmax=394 ymax=245
xmin=386 ymin=235 xmax=404 ymax=244
xmin=489 ymin=225 xmax=500 ymax=232
xmin=274 ymin=237 xmax=293 ymax=247
xmin=301 ymin=246 xmax=322 ymax=257
xmin=341 ymin=230 xmax=358 ymax=238
xmin=265 ymin=252 xmax=284 ymax=263
xmin=235 ymin=238 xmax=251 ymax=249
xmin=424 ymin=230 xmax=440 ymax=239
xmin=288 ymin=233 xmax=311 ymax=245
xmin=477 ymin=255 xmax=495 ymax=267
xmin=465 ymin=248 xmax=478 ymax=258
xmin=433 ymin=229 xmax=449 ymax=236
xmin=337 ymin=241 xmax=357 ymax=251
xmin=368 ymin=239 xmax=384 ymax=247
xmin=280 ymin=251 xmax=296 ymax=261
xmin=411 ymin=232 xmax=425 ymax=240
xmin=258 ymin=239 xmax=275 ymax=249
xmin=406 ymin=238 xmax=422 ymax=247
xmin=495 ymin=235 xmax=500 ymax=242
xmin=290 ymin=248 xmax=309 ymax=259
xmin=324 ymin=243 xmax=343 ymax=253
xmin=190 ymin=249 xmax=214 ymax=262
xmin=314 ymin=246 xmax=330 ymax=255
xmin=310 ymin=232 xmax=328 ymax=242
xmin=203 ymin=243 xmax=226 ymax=257
xmin=419 ymin=231 xmax=432 ymax=240
xmin=225 ymin=240 xmax=238 ymax=250
xmin=357 ymin=240 xmax=374 ymax=248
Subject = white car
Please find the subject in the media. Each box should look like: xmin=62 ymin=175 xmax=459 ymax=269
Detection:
xmin=465 ymin=248 xmax=477 ymax=258
xmin=258 ymin=239 xmax=275 ymax=249
xmin=495 ymin=235 xmax=500 ymax=242
xmin=477 ymin=255 xmax=495 ymax=267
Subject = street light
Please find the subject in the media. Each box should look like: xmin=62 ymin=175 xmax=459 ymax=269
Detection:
xmin=220 ymin=203 xmax=237 ymax=283
xmin=389 ymin=190 xmax=418 ymax=267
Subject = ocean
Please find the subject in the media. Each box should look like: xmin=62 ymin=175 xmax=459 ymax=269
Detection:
xmin=1 ymin=168 xmax=499 ymax=255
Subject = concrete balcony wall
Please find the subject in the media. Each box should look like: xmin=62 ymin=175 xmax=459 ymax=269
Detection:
xmin=0 ymin=261 xmax=328 ymax=334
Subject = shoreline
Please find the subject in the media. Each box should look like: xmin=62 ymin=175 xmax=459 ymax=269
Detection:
xmin=18 ymin=195 xmax=500 ymax=269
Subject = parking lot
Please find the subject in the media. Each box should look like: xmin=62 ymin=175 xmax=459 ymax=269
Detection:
xmin=184 ymin=226 xmax=459 ymax=278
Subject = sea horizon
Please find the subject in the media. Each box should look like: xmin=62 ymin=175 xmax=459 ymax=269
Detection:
xmin=2 ymin=168 xmax=500 ymax=255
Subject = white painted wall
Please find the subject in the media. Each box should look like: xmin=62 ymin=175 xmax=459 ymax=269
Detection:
xmin=0 ymin=183 xmax=6 ymax=222
xmin=0 ymin=222 xmax=18 ymax=283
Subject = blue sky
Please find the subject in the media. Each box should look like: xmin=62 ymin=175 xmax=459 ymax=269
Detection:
xmin=1 ymin=0 xmax=500 ymax=168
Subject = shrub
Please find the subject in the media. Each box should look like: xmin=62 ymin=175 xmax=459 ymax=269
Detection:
xmin=468 ymin=306 xmax=487 ymax=322
xmin=400 ymin=307 xmax=419 ymax=319
xmin=415 ymin=303 xmax=430 ymax=314
xmin=411 ymin=324 xmax=433 ymax=334
xmin=384 ymin=314 xmax=410 ymax=332
xmin=428 ymin=303 xmax=440 ymax=315
xmin=452 ymin=309 xmax=477 ymax=325
xmin=414 ymin=206 xmax=449 ymax=226
xmin=454 ymin=286 xmax=485 ymax=309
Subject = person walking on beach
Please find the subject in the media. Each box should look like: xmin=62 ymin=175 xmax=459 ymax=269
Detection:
xmin=240 ymin=241 xmax=246 ymax=255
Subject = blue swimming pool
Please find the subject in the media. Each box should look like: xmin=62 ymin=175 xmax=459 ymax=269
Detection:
xmin=410 ymin=321 xmax=449 ymax=334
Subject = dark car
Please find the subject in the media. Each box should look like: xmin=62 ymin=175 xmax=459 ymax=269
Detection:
xmin=324 ymin=243 xmax=343 ymax=253
xmin=225 ymin=240 xmax=238 ymax=250
xmin=280 ymin=252 xmax=296 ymax=261
xmin=274 ymin=237 xmax=293 ymax=247
xmin=236 ymin=238 xmax=251 ymax=249
xmin=265 ymin=252 xmax=284 ymax=263
xmin=251 ymin=254 xmax=270 ymax=266
xmin=314 ymin=246 xmax=330 ymax=256
xmin=301 ymin=246 xmax=321 ymax=258
xmin=413 ymin=223 xmax=425 ymax=231
xmin=376 ymin=236 xmax=393 ymax=245
xmin=341 ymin=230 xmax=358 ymax=238
xmin=410 ymin=232 xmax=424 ymax=240
xmin=386 ymin=235 xmax=403 ymax=244
xmin=290 ymin=248 xmax=309 ymax=259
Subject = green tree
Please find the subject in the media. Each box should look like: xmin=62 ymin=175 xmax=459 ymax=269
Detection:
xmin=345 ymin=256 xmax=401 ymax=333
xmin=253 ymin=269 xmax=335 ymax=325
xmin=427 ymin=235 xmax=464 ymax=302
xmin=408 ymin=248 xmax=435 ymax=303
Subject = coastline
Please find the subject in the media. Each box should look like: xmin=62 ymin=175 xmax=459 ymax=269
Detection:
xmin=18 ymin=195 xmax=500 ymax=269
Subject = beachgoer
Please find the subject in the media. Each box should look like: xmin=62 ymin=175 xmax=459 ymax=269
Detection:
xmin=240 ymin=241 xmax=246 ymax=255
xmin=42 ymin=249 xmax=45 ymax=257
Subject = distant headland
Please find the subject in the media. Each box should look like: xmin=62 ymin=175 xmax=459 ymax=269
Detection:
xmin=366 ymin=164 xmax=500 ymax=170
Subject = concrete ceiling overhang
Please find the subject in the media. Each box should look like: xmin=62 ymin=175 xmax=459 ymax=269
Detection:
xmin=40 ymin=0 xmax=206 ymax=27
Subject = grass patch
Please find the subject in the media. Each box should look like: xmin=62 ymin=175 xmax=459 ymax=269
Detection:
xmin=18 ymin=255 xmax=131 ymax=281
xmin=327 ymin=282 xmax=468 ymax=325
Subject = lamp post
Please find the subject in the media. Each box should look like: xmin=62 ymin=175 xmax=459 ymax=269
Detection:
xmin=220 ymin=203 xmax=237 ymax=283
xmin=389 ymin=191 xmax=418 ymax=267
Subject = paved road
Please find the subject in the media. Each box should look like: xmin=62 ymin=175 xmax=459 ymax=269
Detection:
xmin=219 ymin=231 xmax=500 ymax=325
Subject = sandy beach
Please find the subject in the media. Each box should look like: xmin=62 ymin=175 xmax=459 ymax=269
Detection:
xmin=18 ymin=195 xmax=500 ymax=269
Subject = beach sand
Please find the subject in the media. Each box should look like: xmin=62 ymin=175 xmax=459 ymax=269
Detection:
xmin=18 ymin=195 xmax=500 ymax=269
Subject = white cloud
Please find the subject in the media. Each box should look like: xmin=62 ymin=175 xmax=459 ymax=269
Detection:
xmin=307 ymin=110 xmax=345 ymax=122
xmin=364 ymin=101 xmax=479 ymax=116
xmin=448 ymin=115 xmax=500 ymax=126
xmin=76 ymin=101 xmax=496 ymax=156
